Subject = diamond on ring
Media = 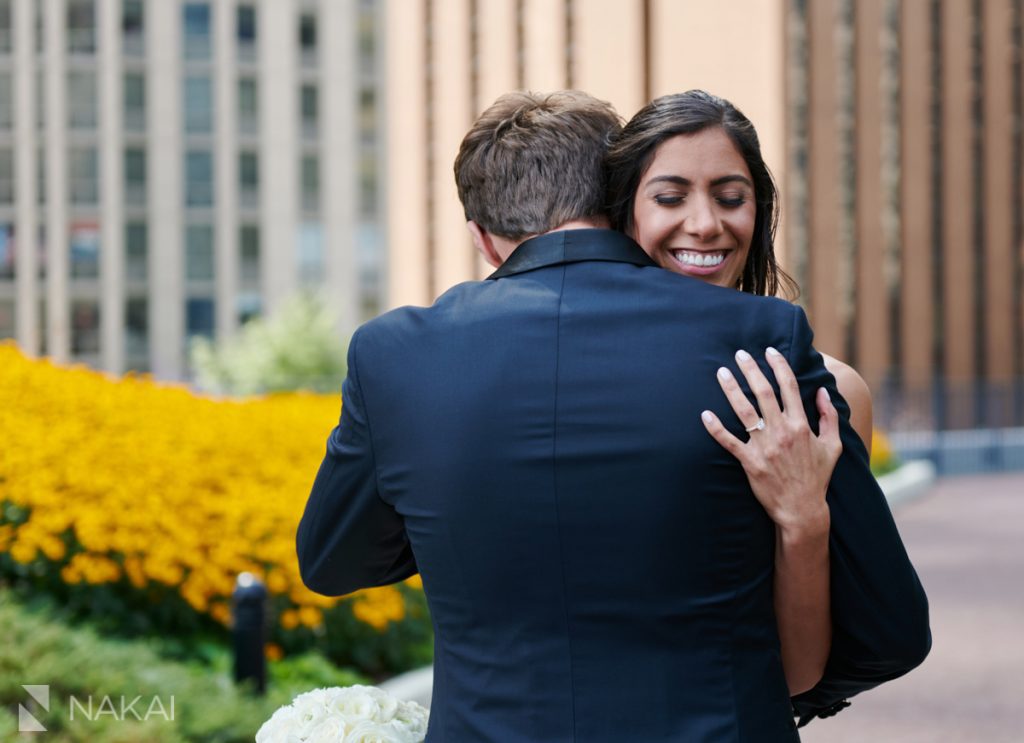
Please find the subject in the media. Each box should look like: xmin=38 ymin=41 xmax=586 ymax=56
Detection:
xmin=745 ymin=418 xmax=766 ymax=433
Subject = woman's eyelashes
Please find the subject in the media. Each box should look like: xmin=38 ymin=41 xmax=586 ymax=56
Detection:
xmin=651 ymin=191 xmax=749 ymax=208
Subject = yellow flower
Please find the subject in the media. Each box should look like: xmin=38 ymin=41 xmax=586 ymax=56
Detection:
xmin=265 ymin=643 xmax=284 ymax=661
xmin=0 ymin=344 xmax=423 ymax=636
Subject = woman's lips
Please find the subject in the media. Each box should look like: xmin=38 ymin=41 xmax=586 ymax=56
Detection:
xmin=668 ymin=248 xmax=730 ymax=275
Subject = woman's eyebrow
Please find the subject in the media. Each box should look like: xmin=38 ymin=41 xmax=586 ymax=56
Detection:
xmin=645 ymin=174 xmax=753 ymax=188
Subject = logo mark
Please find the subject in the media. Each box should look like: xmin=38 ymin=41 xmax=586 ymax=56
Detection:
xmin=19 ymin=684 xmax=49 ymax=732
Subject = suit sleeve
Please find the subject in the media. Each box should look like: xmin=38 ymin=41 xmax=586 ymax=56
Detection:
xmin=785 ymin=305 xmax=931 ymax=724
xmin=296 ymin=328 xmax=417 ymax=596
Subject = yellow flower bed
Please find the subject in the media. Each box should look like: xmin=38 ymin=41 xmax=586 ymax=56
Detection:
xmin=0 ymin=343 xmax=419 ymax=635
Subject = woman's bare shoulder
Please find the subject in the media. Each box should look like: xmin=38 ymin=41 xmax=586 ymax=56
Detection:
xmin=819 ymin=353 xmax=874 ymax=453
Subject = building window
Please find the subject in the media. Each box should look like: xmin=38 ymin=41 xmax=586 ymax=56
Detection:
xmin=359 ymin=152 xmax=377 ymax=218
xmin=297 ymin=222 xmax=322 ymax=283
xmin=0 ymin=1 xmax=11 ymax=54
xmin=237 ymin=4 xmax=256 ymax=59
xmin=68 ymin=72 xmax=98 ymax=129
xmin=69 ymin=147 xmax=99 ymax=204
xmin=70 ymin=299 xmax=100 ymax=354
xmin=124 ymin=73 xmax=146 ymax=131
xmin=299 ymin=12 xmax=316 ymax=65
xmin=184 ymin=76 xmax=213 ymax=134
xmin=238 ymin=151 xmax=258 ymax=208
xmin=125 ymin=296 xmax=148 ymax=357
xmin=238 ymin=78 xmax=258 ymax=134
xmin=0 ymin=223 xmax=14 ymax=279
xmin=183 ymin=2 xmax=211 ymax=60
xmin=122 ymin=0 xmax=144 ymax=55
xmin=125 ymin=221 xmax=147 ymax=281
xmin=36 ymin=147 xmax=45 ymax=204
xmin=185 ymin=224 xmax=214 ymax=281
xmin=301 ymin=84 xmax=318 ymax=138
xmin=186 ymin=297 xmax=215 ymax=339
xmin=237 ymin=293 xmax=260 ymax=326
xmin=67 ymin=0 xmax=96 ymax=55
xmin=35 ymin=71 xmax=44 ymax=130
xmin=185 ymin=151 xmax=213 ymax=207
xmin=301 ymin=155 xmax=319 ymax=212
xmin=70 ymin=221 xmax=100 ymax=279
xmin=0 ymin=73 xmax=11 ymax=128
xmin=0 ymin=148 xmax=12 ymax=204
xmin=124 ymin=148 xmax=146 ymax=205
xmin=239 ymin=224 xmax=259 ymax=284
xmin=0 ymin=300 xmax=13 ymax=340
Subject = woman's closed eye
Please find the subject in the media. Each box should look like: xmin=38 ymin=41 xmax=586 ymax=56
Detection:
xmin=653 ymin=193 xmax=684 ymax=206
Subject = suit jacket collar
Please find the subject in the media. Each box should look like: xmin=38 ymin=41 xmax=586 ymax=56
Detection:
xmin=487 ymin=228 xmax=657 ymax=280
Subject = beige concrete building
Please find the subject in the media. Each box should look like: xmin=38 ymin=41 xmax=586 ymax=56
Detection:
xmin=0 ymin=0 xmax=384 ymax=379
xmin=383 ymin=0 xmax=1024 ymax=429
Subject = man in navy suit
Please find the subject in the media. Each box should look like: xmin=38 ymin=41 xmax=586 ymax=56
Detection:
xmin=297 ymin=91 xmax=929 ymax=741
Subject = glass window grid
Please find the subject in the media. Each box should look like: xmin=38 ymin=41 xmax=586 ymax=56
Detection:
xmin=237 ymin=77 xmax=258 ymax=135
xmin=185 ymin=223 xmax=214 ymax=281
xmin=68 ymin=72 xmax=98 ymax=129
xmin=67 ymin=0 xmax=96 ymax=55
xmin=184 ymin=76 xmax=213 ymax=134
xmin=183 ymin=3 xmax=211 ymax=61
xmin=123 ymin=73 xmax=146 ymax=132
xmin=185 ymin=150 xmax=213 ymax=207
xmin=122 ymin=0 xmax=144 ymax=56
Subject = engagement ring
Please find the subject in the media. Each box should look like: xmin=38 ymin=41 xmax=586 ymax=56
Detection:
xmin=745 ymin=418 xmax=766 ymax=433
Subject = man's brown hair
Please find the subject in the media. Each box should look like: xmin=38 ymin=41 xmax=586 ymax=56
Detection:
xmin=454 ymin=91 xmax=622 ymax=241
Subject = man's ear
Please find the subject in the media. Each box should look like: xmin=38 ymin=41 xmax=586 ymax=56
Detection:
xmin=467 ymin=221 xmax=503 ymax=268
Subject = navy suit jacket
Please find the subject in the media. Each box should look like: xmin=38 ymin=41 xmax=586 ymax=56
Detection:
xmin=297 ymin=229 xmax=930 ymax=742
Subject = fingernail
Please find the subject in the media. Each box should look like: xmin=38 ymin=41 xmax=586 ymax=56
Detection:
xmin=735 ymin=349 xmax=752 ymax=362
xmin=701 ymin=410 xmax=714 ymax=424
xmin=821 ymin=387 xmax=831 ymax=401
xmin=766 ymin=346 xmax=781 ymax=357
xmin=717 ymin=367 xmax=733 ymax=381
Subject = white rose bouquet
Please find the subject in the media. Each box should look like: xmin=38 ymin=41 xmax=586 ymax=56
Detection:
xmin=256 ymin=685 xmax=429 ymax=743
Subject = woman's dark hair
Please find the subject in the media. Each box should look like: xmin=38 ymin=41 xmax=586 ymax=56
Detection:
xmin=605 ymin=90 xmax=798 ymax=299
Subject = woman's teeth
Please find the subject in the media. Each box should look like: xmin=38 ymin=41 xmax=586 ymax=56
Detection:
xmin=674 ymin=251 xmax=725 ymax=268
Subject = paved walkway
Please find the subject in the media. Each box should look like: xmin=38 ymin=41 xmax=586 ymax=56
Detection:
xmin=801 ymin=473 xmax=1024 ymax=743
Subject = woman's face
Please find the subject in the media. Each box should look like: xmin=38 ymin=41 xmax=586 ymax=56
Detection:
xmin=630 ymin=128 xmax=756 ymax=289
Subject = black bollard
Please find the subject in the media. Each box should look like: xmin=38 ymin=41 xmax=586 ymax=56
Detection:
xmin=232 ymin=572 xmax=267 ymax=694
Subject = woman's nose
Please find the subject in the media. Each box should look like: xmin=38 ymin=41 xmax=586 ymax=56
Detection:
xmin=683 ymin=197 xmax=722 ymax=241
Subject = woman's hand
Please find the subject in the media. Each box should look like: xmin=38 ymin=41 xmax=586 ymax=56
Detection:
xmin=700 ymin=347 xmax=841 ymax=536
xmin=700 ymin=347 xmax=841 ymax=695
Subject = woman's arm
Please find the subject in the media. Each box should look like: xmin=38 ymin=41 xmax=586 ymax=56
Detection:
xmin=700 ymin=348 xmax=841 ymax=695
xmin=821 ymin=353 xmax=874 ymax=456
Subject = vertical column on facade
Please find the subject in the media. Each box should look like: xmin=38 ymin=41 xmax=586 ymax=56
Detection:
xmin=148 ymin=0 xmax=183 ymax=379
xmin=13 ymin=0 xmax=37 ymax=353
xmin=834 ymin=0 xmax=857 ymax=366
xmin=853 ymin=0 xmax=887 ymax=385
xmin=806 ymin=0 xmax=844 ymax=354
xmin=649 ymin=1 xmax=787 ymax=212
xmin=981 ymin=0 xmax=1015 ymax=412
xmin=785 ymin=0 xmax=812 ymax=303
xmin=383 ymin=0 xmax=429 ymax=309
xmin=521 ymin=0 xmax=566 ymax=92
xmin=941 ymin=0 xmax=975 ymax=402
xmin=214 ymin=0 xmax=238 ymax=342
xmin=573 ymin=0 xmax=644 ymax=123
xmin=879 ymin=0 xmax=903 ymax=392
xmin=98 ymin=0 xmax=124 ymax=374
xmin=430 ymin=0 xmax=473 ymax=297
xmin=320 ymin=0 xmax=358 ymax=334
xmin=899 ymin=0 xmax=935 ymax=395
xmin=473 ymin=0 xmax=517 ymax=280
xmin=44 ymin=0 xmax=69 ymax=362
xmin=259 ymin=0 xmax=297 ymax=315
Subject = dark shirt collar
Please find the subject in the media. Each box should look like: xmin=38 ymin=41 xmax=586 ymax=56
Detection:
xmin=487 ymin=228 xmax=657 ymax=280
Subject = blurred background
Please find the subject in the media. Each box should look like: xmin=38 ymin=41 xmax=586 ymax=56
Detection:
xmin=0 ymin=1 xmax=1022 ymax=741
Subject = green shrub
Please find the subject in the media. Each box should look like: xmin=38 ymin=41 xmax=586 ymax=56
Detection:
xmin=0 ymin=590 xmax=367 ymax=742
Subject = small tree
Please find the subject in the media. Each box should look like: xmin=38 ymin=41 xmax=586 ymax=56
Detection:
xmin=190 ymin=293 xmax=347 ymax=396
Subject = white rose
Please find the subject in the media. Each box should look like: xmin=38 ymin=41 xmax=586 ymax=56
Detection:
xmin=343 ymin=720 xmax=407 ymax=743
xmin=256 ymin=704 xmax=300 ymax=743
xmin=304 ymin=718 xmax=347 ymax=743
xmin=327 ymin=686 xmax=382 ymax=723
